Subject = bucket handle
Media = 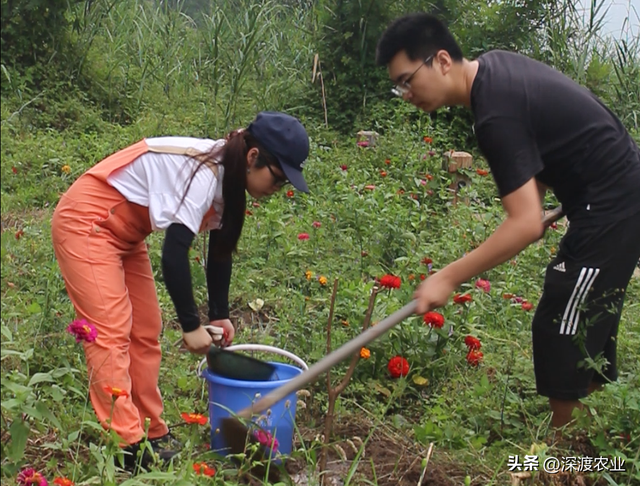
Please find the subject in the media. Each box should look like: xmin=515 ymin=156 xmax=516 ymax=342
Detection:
xmin=197 ymin=344 xmax=309 ymax=377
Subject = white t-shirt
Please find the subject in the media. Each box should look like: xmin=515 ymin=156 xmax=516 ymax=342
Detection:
xmin=107 ymin=137 xmax=225 ymax=234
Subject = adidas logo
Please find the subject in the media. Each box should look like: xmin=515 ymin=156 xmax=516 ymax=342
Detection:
xmin=553 ymin=262 xmax=566 ymax=273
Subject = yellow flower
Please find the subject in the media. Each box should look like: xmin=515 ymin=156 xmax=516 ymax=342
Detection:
xmin=318 ymin=275 xmax=327 ymax=286
xmin=61 ymin=165 xmax=71 ymax=174
xmin=305 ymin=270 xmax=313 ymax=281
xmin=360 ymin=347 xmax=371 ymax=359
xmin=550 ymin=246 xmax=556 ymax=255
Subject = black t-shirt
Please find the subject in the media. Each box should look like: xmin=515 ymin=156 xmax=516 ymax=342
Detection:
xmin=471 ymin=50 xmax=640 ymax=226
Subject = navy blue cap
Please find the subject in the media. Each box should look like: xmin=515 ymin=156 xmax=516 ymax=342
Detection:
xmin=247 ymin=111 xmax=310 ymax=193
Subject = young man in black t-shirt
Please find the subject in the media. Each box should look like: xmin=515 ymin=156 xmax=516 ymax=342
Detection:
xmin=376 ymin=13 xmax=640 ymax=427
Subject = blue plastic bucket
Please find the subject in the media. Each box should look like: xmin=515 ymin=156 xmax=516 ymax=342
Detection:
xmin=203 ymin=361 xmax=303 ymax=458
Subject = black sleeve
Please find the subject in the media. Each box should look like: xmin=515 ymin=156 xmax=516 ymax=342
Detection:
xmin=475 ymin=117 xmax=544 ymax=198
xmin=207 ymin=230 xmax=232 ymax=321
xmin=162 ymin=223 xmax=200 ymax=333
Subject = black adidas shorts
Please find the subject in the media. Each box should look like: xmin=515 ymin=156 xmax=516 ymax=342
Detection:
xmin=532 ymin=210 xmax=640 ymax=401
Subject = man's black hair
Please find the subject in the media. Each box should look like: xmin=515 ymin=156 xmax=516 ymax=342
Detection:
xmin=376 ymin=13 xmax=464 ymax=66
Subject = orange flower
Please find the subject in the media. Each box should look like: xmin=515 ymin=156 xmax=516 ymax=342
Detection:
xmin=360 ymin=347 xmax=371 ymax=359
xmin=408 ymin=274 xmax=415 ymax=281
xmin=15 ymin=229 xmax=24 ymax=240
xmin=318 ymin=275 xmax=328 ymax=286
xmin=423 ymin=136 xmax=433 ymax=143
xmin=54 ymin=478 xmax=74 ymax=486
xmin=61 ymin=165 xmax=71 ymax=174
xmin=380 ymin=170 xmax=387 ymax=177
xmin=476 ymin=169 xmax=489 ymax=176
xmin=286 ymin=190 xmax=295 ymax=198
xmin=385 ymin=158 xmax=391 ymax=165
xmin=341 ymin=320 xmax=349 ymax=327
xmin=426 ymin=174 xmax=433 ymax=180
xmin=181 ymin=412 xmax=208 ymax=425
xmin=521 ymin=302 xmax=534 ymax=311
xmin=193 ymin=462 xmax=216 ymax=476
xmin=103 ymin=385 xmax=128 ymax=398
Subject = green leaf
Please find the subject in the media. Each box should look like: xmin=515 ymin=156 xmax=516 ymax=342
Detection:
xmin=28 ymin=372 xmax=54 ymax=387
xmin=27 ymin=301 xmax=42 ymax=315
xmin=7 ymin=419 xmax=30 ymax=461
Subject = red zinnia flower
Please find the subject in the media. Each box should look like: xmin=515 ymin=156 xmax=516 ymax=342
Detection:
xmin=17 ymin=468 xmax=47 ymax=486
xmin=380 ymin=170 xmax=387 ymax=177
xmin=502 ymin=293 xmax=514 ymax=299
xmin=181 ymin=412 xmax=207 ymax=425
xmin=312 ymin=221 xmax=321 ymax=228
xmin=421 ymin=257 xmax=433 ymax=266
xmin=379 ymin=274 xmax=401 ymax=289
xmin=245 ymin=210 xmax=253 ymax=216
xmin=453 ymin=293 xmax=473 ymax=304
xmin=66 ymin=319 xmax=98 ymax=343
xmin=286 ymin=190 xmax=295 ymax=198
xmin=423 ymin=311 xmax=445 ymax=328
xmin=476 ymin=169 xmax=489 ymax=176
xmin=12 ymin=166 xmax=18 ymax=174
xmin=385 ymin=158 xmax=391 ymax=165
xmin=475 ymin=278 xmax=491 ymax=293
xmin=15 ymin=229 xmax=24 ymax=240
xmin=53 ymin=478 xmax=74 ymax=486
xmin=419 ymin=274 xmax=426 ymax=280
xmin=297 ymin=233 xmax=310 ymax=240
xmin=104 ymin=385 xmax=129 ymax=398
xmin=521 ymin=302 xmax=534 ymax=311
xmin=357 ymin=140 xmax=369 ymax=147
xmin=193 ymin=462 xmax=216 ymax=476
xmin=464 ymin=335 xmax=482 ymax=350
xmin=388 ymin=356 xmax=410 ymax=378
xmin=423 ymin=136 xmax=433 ymax=143
xmin=340 ymin=164 xmax=348 ymax=171
xmin=426 ymin=174 xmax=433 ymax=180
xmin=466 ymin=349 xmax=483 ymax=366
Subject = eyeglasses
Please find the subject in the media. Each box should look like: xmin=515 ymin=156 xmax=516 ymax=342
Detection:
xmin=392 ymin=55 xmax=434 ymax=97
xmin=265 ymin=163 xmax=289 ymax=188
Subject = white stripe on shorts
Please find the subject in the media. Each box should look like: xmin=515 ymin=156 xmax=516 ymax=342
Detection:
xmin=559 ymin=267 xmax=600 ymax=335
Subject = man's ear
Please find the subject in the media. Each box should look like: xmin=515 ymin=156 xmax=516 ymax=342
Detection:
xmin=436 ymin=49 xmax=453 ymax=75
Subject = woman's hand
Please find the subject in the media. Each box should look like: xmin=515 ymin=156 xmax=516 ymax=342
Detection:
xmin=210 ymin=319 xmax=235 ymax=347
xmin=182 ymin=326 xmax=214 ymax=355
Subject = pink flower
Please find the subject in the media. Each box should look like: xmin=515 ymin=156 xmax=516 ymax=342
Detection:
xmin=312 ymin=221 xmax=321 ymax=228
xmin=253 ymin=429 xmax=279 ymax=450
xmin=17 ymin=468 xmax=48 ymax=486
xmin=356 ymin=141 xmax=369 ymax=147
xmin=66 ymin=319 xmax=98 ymax=343
xmin=297 ymin=233 xmax=310 ymax=240
xmin=475 ymin=279 xmax=491 ymax=293
xmin=420 ymin=179 xmax=427 ymax=186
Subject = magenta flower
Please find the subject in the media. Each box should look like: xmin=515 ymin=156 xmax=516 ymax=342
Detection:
xmin=17 ymin=468 xmax=48 ymax=486
xmin=312 ymin=221 xmax=321 ymax=228
xmin=253 ymin=429 xmax=279 ymax=451
xmin=356 ymin=141 xmax=369 ymax=148
xmin=475 ymin=279 xmax=491 ymax=293
xmin=340 ymin=164 xmax=348 ymax=171
xmin=66 ymin=319 xmax=98 ymax=343
xmin=297 ymin=233 xmax=310 ymax=240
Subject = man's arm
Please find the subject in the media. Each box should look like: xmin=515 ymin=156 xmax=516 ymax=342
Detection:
xmin=414 ymin=177 xmax=544 ymax=313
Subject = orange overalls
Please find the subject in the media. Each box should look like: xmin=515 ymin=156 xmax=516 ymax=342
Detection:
xmin=52 ymin=140 xmax=216 ymax=445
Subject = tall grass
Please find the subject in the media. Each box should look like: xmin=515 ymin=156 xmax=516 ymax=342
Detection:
xmin=64 ymin=0 xmax=315 ymax=132
xmin=535 ymin=0 xmax=640 ymax=133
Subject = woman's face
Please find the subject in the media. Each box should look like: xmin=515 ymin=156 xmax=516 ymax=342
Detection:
xmin=245 ymin=148 xmax=289 ymax=199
